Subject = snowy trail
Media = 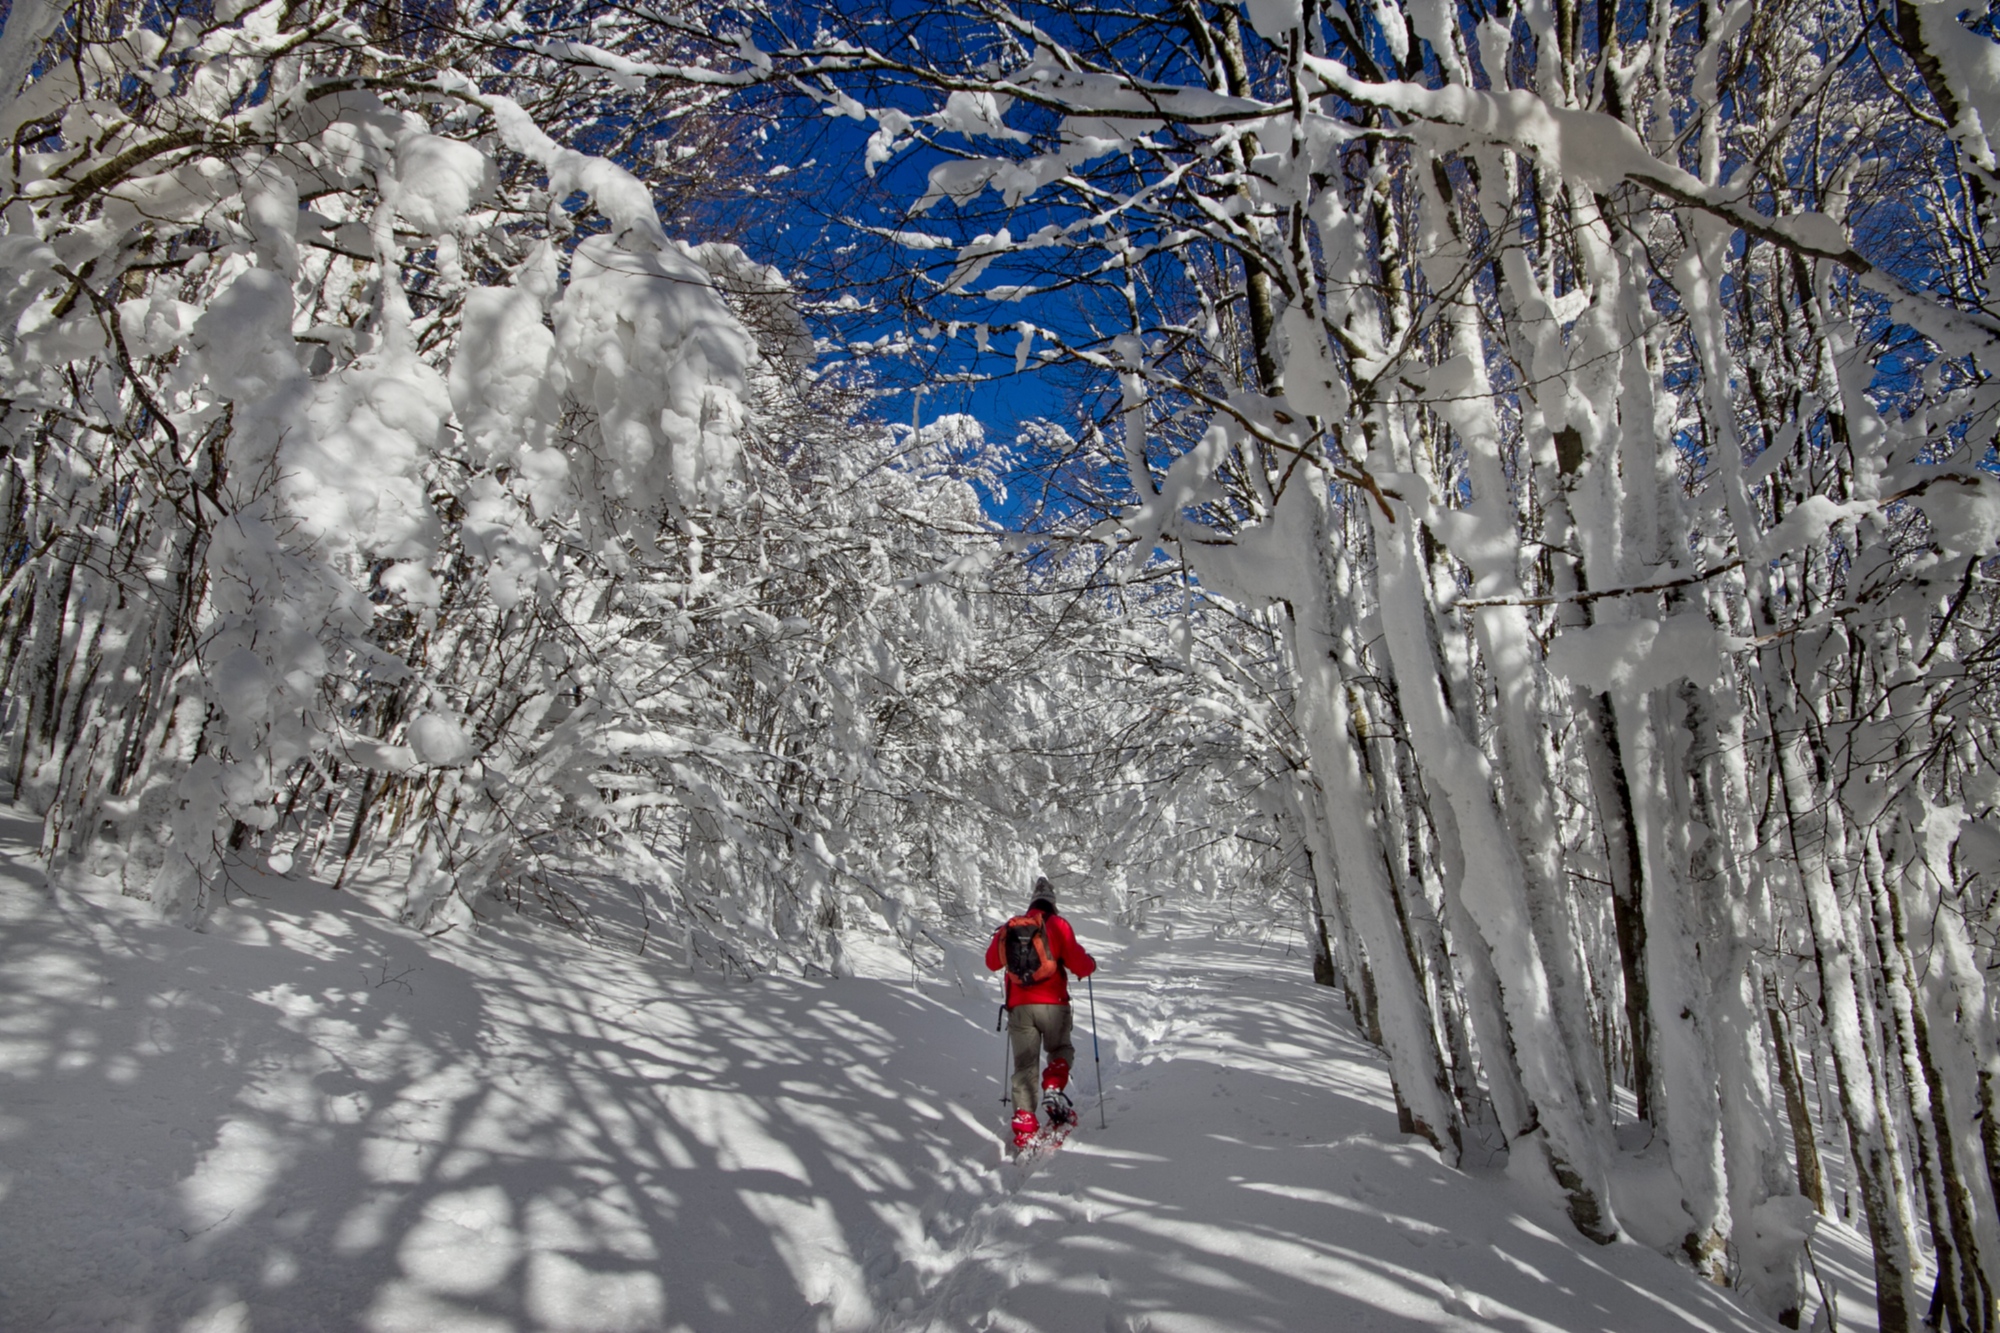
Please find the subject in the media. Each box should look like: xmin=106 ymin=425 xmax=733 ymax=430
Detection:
xmin=897 ymin=929 xmax=1866 ymax=1333
xmin=0 ymin=815 xmax=1874 ymax=1332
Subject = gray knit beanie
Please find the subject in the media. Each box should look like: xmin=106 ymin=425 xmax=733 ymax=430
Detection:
xmin=1028 ymin=876 xmax=1056 ymax=914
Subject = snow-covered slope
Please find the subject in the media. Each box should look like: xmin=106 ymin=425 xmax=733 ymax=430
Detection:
xmin=0 ymin=812 xmax=1871 ymax=1332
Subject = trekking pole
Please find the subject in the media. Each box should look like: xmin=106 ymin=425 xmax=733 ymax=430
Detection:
xmin=1088 ymin=973 xmax=1107 ymax=1129
xmin=997 ymin=1001 xmax=1010 ymax=1111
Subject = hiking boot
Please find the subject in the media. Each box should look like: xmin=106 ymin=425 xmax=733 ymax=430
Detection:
xmin=1041 ymin=1088 xmax=1075 ymax=1127
xmin=1041 ymin=1058 xmax=1071 ymax=1092
xmin=1011 ymin=1109 xmax=1039 ymax=1149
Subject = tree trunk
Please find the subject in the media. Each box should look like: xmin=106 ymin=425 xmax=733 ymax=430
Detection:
xmin=1773 ymin=703 xmax=1914 ymax=1332
xmin=1768 ymin=979 xmax=1827 ymax=1213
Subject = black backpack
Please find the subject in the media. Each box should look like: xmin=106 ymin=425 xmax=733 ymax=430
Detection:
xmin=1003 ymin=912 xmax=1059 ymax=985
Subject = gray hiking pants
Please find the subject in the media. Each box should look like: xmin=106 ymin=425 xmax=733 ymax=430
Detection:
xmin=1008 ymin=1003 xmax=1074 ymax=1114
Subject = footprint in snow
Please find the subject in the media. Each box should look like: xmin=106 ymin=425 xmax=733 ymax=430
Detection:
xmin=1441 ymin=1279 xmax=1484 ymax=1319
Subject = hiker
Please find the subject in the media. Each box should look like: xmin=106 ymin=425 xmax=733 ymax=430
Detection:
xmin=986 ymin=876 xmax=1097 ymax=1148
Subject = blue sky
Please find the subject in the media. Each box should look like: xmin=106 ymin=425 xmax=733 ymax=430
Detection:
xmin=736 ymin=95 xmax=1126 ymax=525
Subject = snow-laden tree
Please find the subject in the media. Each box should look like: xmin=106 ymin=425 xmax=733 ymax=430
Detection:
xmin=0 ymin=1 xmax=930 ymax=969
xmin=0 ymin=0 xmax=1293 ymax=988
xmin=0 ymin=0 xmax=791 ymax=924
xmin=758 ymin=0 xmax=2000 ymax=1325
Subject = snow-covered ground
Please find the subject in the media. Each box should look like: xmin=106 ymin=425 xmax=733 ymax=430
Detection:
xmin=0 ymin=810 xmax=1875 ymax=1332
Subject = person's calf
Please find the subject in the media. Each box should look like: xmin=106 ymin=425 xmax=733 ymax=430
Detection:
xmin=1041 ymin=1057 xmax=1070 ymax=1091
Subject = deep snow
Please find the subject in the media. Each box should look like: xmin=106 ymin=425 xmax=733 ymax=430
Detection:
xmin=0 ymin=809 xmax=1877 ymax=1332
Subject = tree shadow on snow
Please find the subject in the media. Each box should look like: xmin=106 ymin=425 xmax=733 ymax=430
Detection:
xmin=0 ymin=811 xmax=1008 ymax=1333
xmin=900 ymin=924 xmax=1778 ymax=1333
xmin=0 ymin=844 xmax=1799 ymax=1333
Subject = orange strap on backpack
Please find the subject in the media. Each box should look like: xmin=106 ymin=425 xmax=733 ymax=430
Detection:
xmin=1003 ymin=914 xmax=1058 ymax=985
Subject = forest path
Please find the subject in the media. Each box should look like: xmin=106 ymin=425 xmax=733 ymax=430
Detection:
xmin=0 ymin=815 xmax=1868 ymax=1332
xmin=893 ymin=921 xmax=1817 ymax=1333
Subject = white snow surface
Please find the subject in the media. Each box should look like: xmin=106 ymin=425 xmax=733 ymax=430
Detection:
xmin=0 ymin=810 xmax=1877 ymax=1332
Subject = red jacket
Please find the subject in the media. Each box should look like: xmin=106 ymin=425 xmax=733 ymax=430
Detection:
xmin=986 ymin=909 xmax=1096 ymax=1006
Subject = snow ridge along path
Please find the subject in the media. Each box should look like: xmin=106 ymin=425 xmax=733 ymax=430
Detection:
xmin=0 ymin=813 xmax=1869 ymax=1331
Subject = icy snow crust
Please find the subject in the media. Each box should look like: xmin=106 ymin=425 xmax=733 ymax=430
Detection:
xmin=0 ymin=815 xmax=1870 ymax=1332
